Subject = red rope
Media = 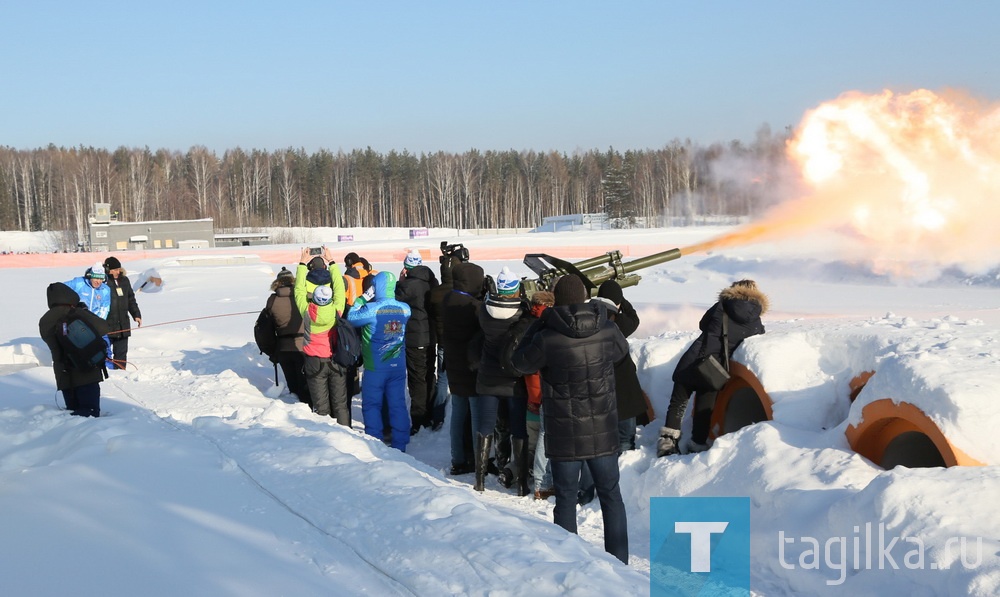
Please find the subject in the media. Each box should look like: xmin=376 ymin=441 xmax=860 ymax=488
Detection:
xmin=105 ymin=310 xmax=258 ymax=336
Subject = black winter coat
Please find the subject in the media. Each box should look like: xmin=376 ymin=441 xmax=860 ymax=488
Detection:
xmin=105 ymin=272 xmax=141 ymax=339
xmin=476 ymin=294 xmax=529 ymax=398
xmin=511 ymin=302 xmax=628 ymax=462
xmin=39 ymin=282 xmax=112 ymax=390
xmin=429 ymin=256 xmax=461 ymax=340
xmin=673 ymin=284 xmax=768 ymax=383
xmin=605 ymin=298 xmax=647 ymax=421
xmin=396 ymin=264 xmax=438 ymax=347
xmin=440 ymin=263 xmax=485 ymax=397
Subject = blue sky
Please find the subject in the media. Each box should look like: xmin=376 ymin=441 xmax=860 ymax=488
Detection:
xmin=4 ymin=1 xmax=998 ymax=154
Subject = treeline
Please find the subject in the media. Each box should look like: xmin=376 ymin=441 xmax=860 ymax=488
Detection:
xmin=0 ymin=127 xmax=791 ymax=239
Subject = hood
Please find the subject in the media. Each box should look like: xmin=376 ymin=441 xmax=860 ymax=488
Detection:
xmin=452 ymin=262 xmax=485 ymax=296
xmin=440 ymin=256 xmax=462 ymax=286
xmin=270 ymin=275 xmax=296 ymax=291
xmin=719 ymin=284 xmax=769 ymax=323
xmin=47 ymin=282 xmax=79 ymax=308
xmin=544 ymin=302 xmax=607 ymax=339
xmin=372 ymin=271 xmax=397 ymax=300
xmin=405 ymin=264 xmax=437 ymax=285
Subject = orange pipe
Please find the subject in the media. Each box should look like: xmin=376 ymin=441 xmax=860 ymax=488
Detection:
xmin=846 ymin=399 xmax=984 ymax=468
xmin=708 ymin=360 xmax=774 ymax=441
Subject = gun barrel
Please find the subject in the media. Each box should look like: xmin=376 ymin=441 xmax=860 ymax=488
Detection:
xmin=621 ymin=248 xmax=682 ymax=273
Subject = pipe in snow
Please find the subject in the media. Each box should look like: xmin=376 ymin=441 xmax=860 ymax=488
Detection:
xmin=845 ymin=398 xmax=984 ymax=469
xmin=709 ymin=360 xmax=773 ymax=441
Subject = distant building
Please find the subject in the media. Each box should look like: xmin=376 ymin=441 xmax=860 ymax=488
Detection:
xmin=539 ymin=213 xmax=608 ymax=232
xmin=87 ymin=203 xmax=215 ymax=252
xmin=214 ymin=232 xmax=271 ymax=248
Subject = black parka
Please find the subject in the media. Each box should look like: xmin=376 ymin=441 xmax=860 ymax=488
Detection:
xmin=396 ymin=264 xmax=438 ymax=347
xmin=105 ymin=272 xmax=141 ymax=339
xmin=440 ymin=263 xmax=484 ymax=397
xmin=475 ymin=294 xmax=528 ymax=398
xmin=604 ymin=297 xmax=647 ymax=421
xmin=38 ymin=282 xmax=112 ymax=390
xmin=673 ymin=284 xmax=768 ymax=382
xmin=511 ymin=302 xmax=628 ymax=462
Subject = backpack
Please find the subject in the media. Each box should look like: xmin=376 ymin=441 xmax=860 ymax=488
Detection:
xmin=55 ymin=308 xmax=108 ymax=371
xmin=254 ymin=307 xmax=278 ymax=360
xmin=332 ymin=315 xmax=362 ymax=367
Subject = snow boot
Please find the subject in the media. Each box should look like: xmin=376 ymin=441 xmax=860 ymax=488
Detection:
xmin=656 ymin=427 xmax=682 ymax=458
xmin=511 ymin=437 xmax=530 ymax=497
xmin=474 ymin=432 xmax=494 ymax=492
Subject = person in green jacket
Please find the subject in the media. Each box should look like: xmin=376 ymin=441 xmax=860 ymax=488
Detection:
xmin=294 ymin=247 xmax=350 ymax=425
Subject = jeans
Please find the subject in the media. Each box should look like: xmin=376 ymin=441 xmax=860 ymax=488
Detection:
xmin=431 ymin=346 xmax=450 ymax=425
xmin=617 ymin=416 xmax=636 ymax=453
xmin=532 ymin=406 xmax=552 ymax=491
xmin=449 ymin=394 xmax=474 ymax=468
xmin=550 ymin=454 xmax=629 ymax=564
xmin=473 ymin=394 xmax=527 ymax=439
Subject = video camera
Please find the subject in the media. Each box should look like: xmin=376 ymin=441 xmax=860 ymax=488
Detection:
xmin=439 ymin=241 xmax=470 ymax=264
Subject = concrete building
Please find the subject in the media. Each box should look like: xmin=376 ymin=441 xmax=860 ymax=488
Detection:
xmin=87 ymin=203 xmax=215 ymax=252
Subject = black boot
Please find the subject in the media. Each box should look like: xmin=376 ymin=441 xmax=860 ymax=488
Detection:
xmin=511 ymin=437 xmax=530 ymax=497
xmin=474 ymin=432 xmax=493 ymax=492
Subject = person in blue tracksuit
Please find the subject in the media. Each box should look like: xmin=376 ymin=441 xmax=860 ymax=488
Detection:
xmin=65 ymin=262 xmax=113 ymax=365
xmin=347 ymin=271 xmax=412 ymax=451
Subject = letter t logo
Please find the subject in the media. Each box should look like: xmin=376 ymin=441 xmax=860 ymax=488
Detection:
xmin=675 ymin=521 xmax=729 ymax=572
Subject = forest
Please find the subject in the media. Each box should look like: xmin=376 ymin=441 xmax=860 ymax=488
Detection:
xmin=0 ymin=126 xmax=792 ymax=242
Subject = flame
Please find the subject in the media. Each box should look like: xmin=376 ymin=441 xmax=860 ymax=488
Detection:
xmin=682 ymin=89 xmax=1000 ymax=273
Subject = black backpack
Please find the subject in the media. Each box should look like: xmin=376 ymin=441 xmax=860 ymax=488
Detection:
xmin=332 ymin=315 xmax=362 ymax=367
xmin=254 ymin=307 xmax=278 ymax=360
xmin=55 ymin=308 xmax=108 ymax=372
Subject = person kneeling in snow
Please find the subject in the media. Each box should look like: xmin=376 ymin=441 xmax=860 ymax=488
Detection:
xmin=656 ymin=279 xmax=769 ymax=457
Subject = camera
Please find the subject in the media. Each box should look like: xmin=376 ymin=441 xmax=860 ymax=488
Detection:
xmin=439 ymin=241 xmax=470 ymax=264
xmin=309 ymin=247 xmax=323 ymax=256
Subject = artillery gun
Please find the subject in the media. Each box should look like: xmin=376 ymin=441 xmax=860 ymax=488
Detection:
xmin=520 ymin=247 xmax=682 ymax=297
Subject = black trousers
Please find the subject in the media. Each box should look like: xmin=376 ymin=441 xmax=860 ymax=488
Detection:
xmin=664 ymin=381 xmax=717 ymax=445
xmin=277 ymin=351 xmax=311 ymax=406
xmin=303 ymin=355 xmax=350 ymax=426
xmin=405 ymin=344 xmax=435 ymax=426
xmin=110 ymin=336 xmax=129 ymax=369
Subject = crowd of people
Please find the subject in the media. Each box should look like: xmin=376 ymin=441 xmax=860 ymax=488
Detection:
xmin=257 ymin=244 xmax=769 ymax=565
xmin=37 ymin=244 xmax=768 ymax=566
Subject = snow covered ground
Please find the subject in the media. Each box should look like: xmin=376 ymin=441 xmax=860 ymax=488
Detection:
xmin=2 ymin=225 xmax=999 ymax=596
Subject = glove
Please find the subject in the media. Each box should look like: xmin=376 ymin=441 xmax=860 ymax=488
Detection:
xmin=656 ymin=427 xmax=682 ymax=458
xmin=361 ymin=286 xmax=375 ymax=303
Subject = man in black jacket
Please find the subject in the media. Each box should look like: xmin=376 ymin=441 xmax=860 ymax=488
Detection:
xmin=439 ymin=262 xmax=484 ymax=476
xmin=103 ymin=256 xmax=142 ymax=369
xmin=511 ymin=275 xmax=630 ymax=564
xmin=39 ymin=282 xmax=112 ymax=417
xmin=396 ymin=250 xmax=439 ymax=434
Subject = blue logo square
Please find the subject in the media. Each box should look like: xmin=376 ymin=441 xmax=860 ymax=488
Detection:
xmin=650 ymin=497 xmax=750 ymax=597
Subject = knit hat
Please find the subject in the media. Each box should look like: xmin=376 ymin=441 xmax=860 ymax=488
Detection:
xmin=85 ymin=262 xmax=106 ymax=280
xmin=553 ymin=275 xmax=587 ymax=306
xmin=312 ymin=284 xmax=333 ymax=306
xmin=597 ymin=280 xmax=624 ymax=306
xmin=276 ymin=267 xmax=293 ymax=284
xmin=404 ymin=250 xmax=423 ymax=270
xmin=103 ymin=256 xmax=122 ymax=271
xmin=495 ymin=266 xmax=520 ymax=296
